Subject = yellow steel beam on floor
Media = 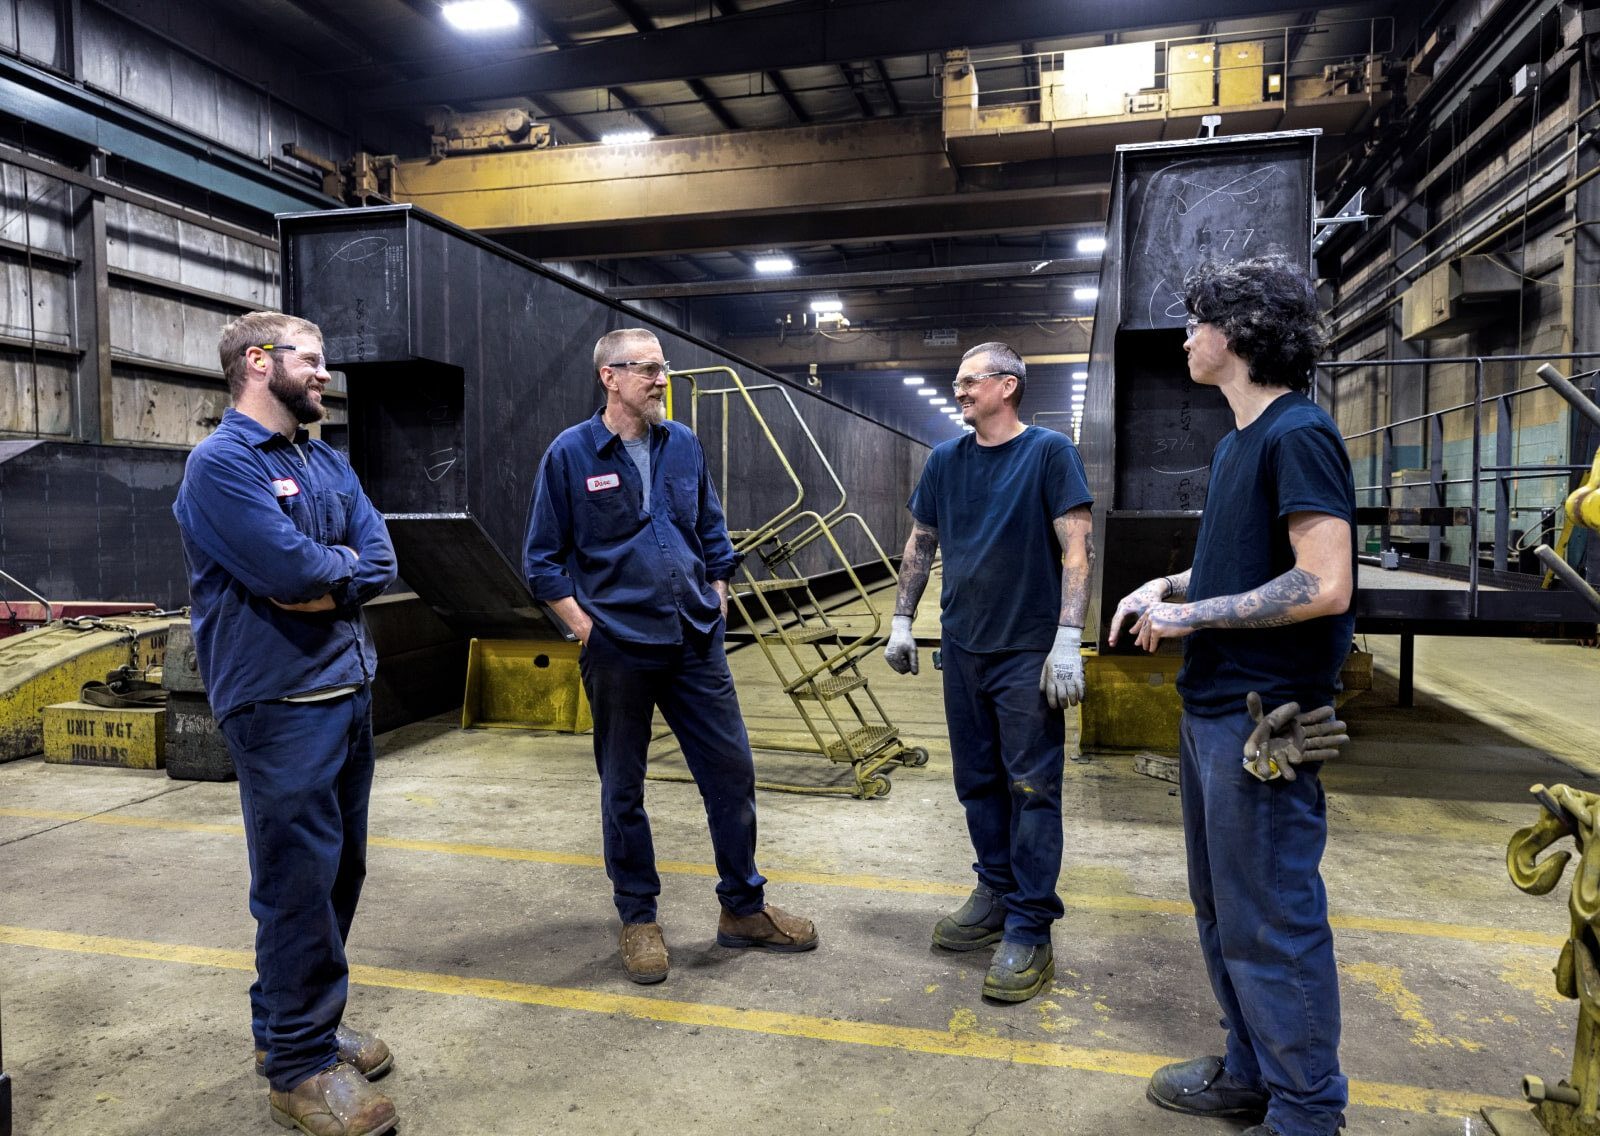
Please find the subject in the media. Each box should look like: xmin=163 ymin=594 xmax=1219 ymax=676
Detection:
xmin=0 ymin=922 xmax=1530 ymax=1118
xmin=724 ymin=322 xmax=1091 ymax=370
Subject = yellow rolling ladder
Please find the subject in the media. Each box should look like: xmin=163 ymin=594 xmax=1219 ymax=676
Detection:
xmin=673 ymin=366 xmax=926 ymax=798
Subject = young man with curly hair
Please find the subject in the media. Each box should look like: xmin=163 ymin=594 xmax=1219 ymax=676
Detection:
xmin=1108 ymin=255 xmax=1354 ymax=1136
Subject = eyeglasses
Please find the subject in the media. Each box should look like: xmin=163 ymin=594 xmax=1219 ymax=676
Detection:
xmin=951 ymin=371 xmax=1014 ymax=396
xmin=1184 ymin=318 xmax=1202 ymax=338
xmin=257 ymin=344 xmax=328 ymax=372
xmin=607 ymin=360 xmax=670 ymax=379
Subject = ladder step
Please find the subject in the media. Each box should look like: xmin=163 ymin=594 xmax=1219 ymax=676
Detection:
xmin=823 ymin=724 xmax=899 ymax=761
xmin=733 ymin=577 xmax=810 ymax=594
xmin=757 ymin=625 xmax=839 ymax=644
xmin=791 ymin=673 xmax=868 ymax=699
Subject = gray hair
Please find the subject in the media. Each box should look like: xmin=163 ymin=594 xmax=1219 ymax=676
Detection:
xmin=960 ymin=341 xmax=1027 ymax=409
xmin=593 ymin=328 xmax=661 ymax=380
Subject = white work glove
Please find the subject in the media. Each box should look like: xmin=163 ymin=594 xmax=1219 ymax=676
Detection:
xmin=884 ymin=614 xmax=918 ymax=675
xmin=1040 ymin=625 xmax=1085 ymax=709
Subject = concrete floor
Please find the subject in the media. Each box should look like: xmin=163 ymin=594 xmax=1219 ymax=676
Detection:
xmin=3 ymin=625 xmax=1599 ymax=1135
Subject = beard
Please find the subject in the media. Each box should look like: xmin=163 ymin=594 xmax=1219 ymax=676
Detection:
xmin=268 ymin=359 xmax=325 ymax=424
xmin=642 ymin=397 xmax=666 ymax=425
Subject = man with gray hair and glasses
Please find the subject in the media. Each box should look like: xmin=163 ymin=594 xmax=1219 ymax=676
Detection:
xmin=884 ymin=340 xmax=1094 ymax=1003
xmin=523 ymin=327 xmax=817 ymax=986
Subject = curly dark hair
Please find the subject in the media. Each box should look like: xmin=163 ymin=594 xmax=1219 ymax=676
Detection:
xmin=1183 ymin=254 xmax=1326 ymax=393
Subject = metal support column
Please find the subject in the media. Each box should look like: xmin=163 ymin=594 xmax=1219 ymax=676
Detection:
xmin=1494 ymin=393 xmax=1514 ymax=571
xmin=69 ymin=166 xmax=110 ymax=444
xmin=1398 ymin=632 xmax=1414 ymax=708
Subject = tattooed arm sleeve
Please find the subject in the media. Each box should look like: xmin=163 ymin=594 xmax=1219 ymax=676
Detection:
xmin=894 ymin=521 xmax=940 ymax=618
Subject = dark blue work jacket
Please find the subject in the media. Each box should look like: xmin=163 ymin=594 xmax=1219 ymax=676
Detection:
xmin=172 ymin=408 xmax=397 ymax=720
xmin=523 ymin=410 xmax=738 ymax=645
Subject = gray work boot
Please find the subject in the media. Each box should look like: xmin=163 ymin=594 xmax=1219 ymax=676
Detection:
xmin=932 ymin=884 xmax=1007 ymax=951
xmin=1146 ymin=1055 xmax=1269 ymax=1120
xmin=982 ymin=940 xmax=1054 ymax=1003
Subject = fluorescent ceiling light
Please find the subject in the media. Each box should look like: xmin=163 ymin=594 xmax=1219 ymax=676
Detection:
xmin=442 ymin=0 xmax=520 ymax=30
xmin=1073 ymin=287 xmax=1099 ymax=301
xmin=600 ymin=129 xmax=653 ymax=145
xmin=902 ymin=375 xmax=924 ymax=385
xmin=930 ymin=397 xmax=948 ymax=406
xmin=1072 ymin=382 xmax=1086 ymax=392
xmin=1072 ymin=370 xmax=1087 ymax=379
xmin=810 ymin=298 xmax=844 ymax=313
xmin=753 ymin=254 xmax=794 ymax=274
xmin=1076 ymin=236 xmax=1107 ymax=254
xmin=916 ymin=386 xmax=936 ymax=396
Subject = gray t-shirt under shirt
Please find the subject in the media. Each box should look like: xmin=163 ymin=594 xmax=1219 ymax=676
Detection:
xmin=623 ymin=435 xmax=652 ymax=511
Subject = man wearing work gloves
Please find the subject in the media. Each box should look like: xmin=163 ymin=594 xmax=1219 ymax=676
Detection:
xmin=884 ymin=340 xmax=1093 ymax=1003
xmin=1109 ymin=255 xmax=1354 ymax=1136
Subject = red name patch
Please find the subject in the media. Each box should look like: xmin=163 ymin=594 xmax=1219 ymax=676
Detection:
xmin=586 ymin=474 xmax=621 ymax=493
xmin=271 ymin=478 xmax=301 ymax=498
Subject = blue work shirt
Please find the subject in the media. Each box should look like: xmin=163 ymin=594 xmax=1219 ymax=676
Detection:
xmin=908 ymin=426 xmax=1093 ymax=653
xmin=172 ymin=408 xmax=398 ymax=721
xmin=1179 ymin=391 xmax=1356 ymax=716
xmin=523 ymin=410 xmax=738 ymax=646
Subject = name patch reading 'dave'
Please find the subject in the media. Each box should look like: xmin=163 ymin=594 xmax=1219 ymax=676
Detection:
xmin=587 ymin=474 xmax=621 ymax=493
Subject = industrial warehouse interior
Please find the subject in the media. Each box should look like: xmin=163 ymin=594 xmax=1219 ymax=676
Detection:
xmin=6 ymin=1 xmax=1600 ymax=1134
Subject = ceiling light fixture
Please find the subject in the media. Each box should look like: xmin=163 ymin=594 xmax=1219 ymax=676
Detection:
xmin=930 ymin=397 xmax=948 ymax=406
xmin=1072 ymin=370 xmax=1087 ymax=379
xmin=810 ymin=298 xmax=844 ymax=313
xmin=916 ymin=386 xmax=936 ymax=397
xmin=753 ymin=254 xmax=795 ymax=274
xmin=902 ymin=375 xmax=924 ymax=385
xmin=442 ymin=0 xmax=520 ymax=31
xmin=1073 ymin=287 xmax=1099 ymax=301
xmin=600 ymin=129 xmax=653 ymax=145
xmin=1076 ymin=236 xmax=1107 ymax=254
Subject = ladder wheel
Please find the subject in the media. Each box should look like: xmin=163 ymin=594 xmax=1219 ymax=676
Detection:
xmin=903 ymin=746 xmax=930 ymax=768
xmin=865 ymin=774 xmax=892 ymax=799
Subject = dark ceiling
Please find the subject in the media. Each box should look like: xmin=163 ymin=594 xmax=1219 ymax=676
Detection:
xmin=247 ymin=0 xmax=1405 ymax=443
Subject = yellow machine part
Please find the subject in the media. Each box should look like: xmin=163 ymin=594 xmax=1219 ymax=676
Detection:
xmin=1080 ymin=648 xmax=1372 ymax=755
xmin=1079 ymin=651 xmax=1185 ymax=754
xmin=43 ymin=701 xmax=165 ymax=769
xmin=461 ymin=638 xmax=592 ymax=733
xmin=0 ymin=615 xmax=181 ymax=762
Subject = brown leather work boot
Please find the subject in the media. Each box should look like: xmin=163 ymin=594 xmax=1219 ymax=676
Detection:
xmin=256 ymin=1025 xmax=393 ymax=1081
xmin=268 ymin=1061 xmax=396 ymax=1136
xmin=620 ymin=921 xmax=670 ymax=984
xmin=716 ymin=903 xmax=818 ymax=952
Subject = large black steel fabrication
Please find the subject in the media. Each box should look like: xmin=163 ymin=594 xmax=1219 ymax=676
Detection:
xmin=1081 ymin=130 xmax=1319 ymax=648
xmin=278 ymin=205 xmax=924 ymax=641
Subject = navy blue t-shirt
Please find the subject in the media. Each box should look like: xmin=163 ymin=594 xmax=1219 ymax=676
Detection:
xmin=1178 ymin=392 xmax=1356 ymax=716
xmin=908 ymin=426 xmax=1093 ymax=653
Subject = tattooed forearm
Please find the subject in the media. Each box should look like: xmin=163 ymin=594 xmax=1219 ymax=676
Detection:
xmin=1163 ymin=569 xmax=1191 ymax=600
xmin=1181 ymin=567 xmax=1322 ymax=630
xmin=894 ymin=521 xmax=939 ymax=617
xmin=1053 ymin=511 xmax=1093 ymax=627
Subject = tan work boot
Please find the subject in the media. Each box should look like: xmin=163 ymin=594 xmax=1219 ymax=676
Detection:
xmin=268 ymin=1061 xmax=396 ymax=1136
xmin=620 ymin=921 xmax=670 ymax=984
xmin=256 ymin=1025 xmax=393 ymax=1080
xmin=716 ymin=903 xmax=818 ymax=952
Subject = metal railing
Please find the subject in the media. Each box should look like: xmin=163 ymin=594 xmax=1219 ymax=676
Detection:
xmin=953 ymin=16 xmax=1395 ymax=115
xmin=1318 ymin=352 xmax=1600 ymax=614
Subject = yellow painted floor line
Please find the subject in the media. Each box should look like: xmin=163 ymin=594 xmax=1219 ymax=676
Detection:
xmin=0 ymin=806 xmax=1564 ymax=949
xmin=0 ymin=922 xmax=1527 ymax=1119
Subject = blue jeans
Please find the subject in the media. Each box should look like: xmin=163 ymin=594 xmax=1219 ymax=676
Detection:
xmin=218 ymin=687 xmax=375 ymax=1092
xmin=579 ymin=621 xmax=766 ymax=924
xmin=940 ymin=640 xmax=1065 ymax=945
xmin=1179 ymin=707 xmax=1347 ymax=1136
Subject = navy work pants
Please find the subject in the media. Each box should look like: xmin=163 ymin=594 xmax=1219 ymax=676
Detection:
xmin=579 ymin=622 xmax=766 ymax=924
xmin=939 ymin=639 xmax=1065 ymax=945
xmin=1179 ymin=707 xmax=1347 ymax=1136
xmin=218 ymin=686 xmax=375 ymax=1093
